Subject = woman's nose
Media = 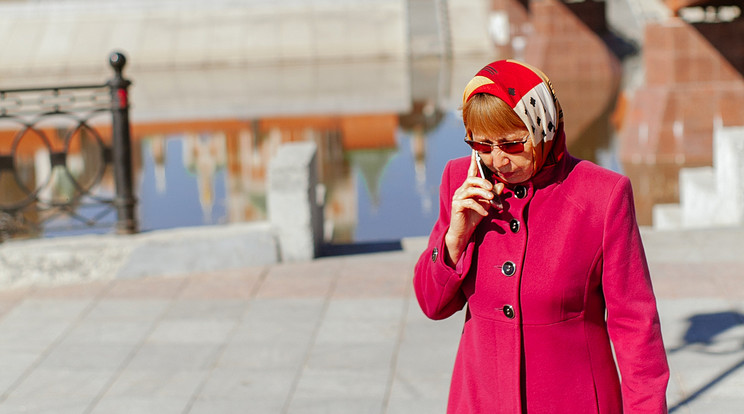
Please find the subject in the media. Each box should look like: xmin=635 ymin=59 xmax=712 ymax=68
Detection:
xmin=490 ymin=150 xmax=510 ymax=168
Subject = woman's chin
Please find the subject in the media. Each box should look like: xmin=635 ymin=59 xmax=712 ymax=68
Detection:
xmin=498 ymin=172 xmax=518 ymax=183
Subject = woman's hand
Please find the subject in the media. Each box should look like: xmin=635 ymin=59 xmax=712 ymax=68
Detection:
xmin=444 ymin=151 xmax=504 ymax=266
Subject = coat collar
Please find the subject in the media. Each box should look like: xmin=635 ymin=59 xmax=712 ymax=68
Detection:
xmin=526 ymin=145 xmax=578 ymax=191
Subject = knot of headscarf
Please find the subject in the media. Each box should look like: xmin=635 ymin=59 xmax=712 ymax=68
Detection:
xmin=462 ymin=59 xmax=566 ymax=176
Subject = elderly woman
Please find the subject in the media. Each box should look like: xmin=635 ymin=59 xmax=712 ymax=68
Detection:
xmin=413 ymin=60 xmax=669 ymax=413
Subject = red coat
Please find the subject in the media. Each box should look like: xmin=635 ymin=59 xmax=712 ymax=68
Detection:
xmin=414 ymin=154 xmax=669 ymax=413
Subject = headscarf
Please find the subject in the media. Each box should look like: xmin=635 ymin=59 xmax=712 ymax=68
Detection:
xmin=462 ymin=59 xmax=566 ymax=176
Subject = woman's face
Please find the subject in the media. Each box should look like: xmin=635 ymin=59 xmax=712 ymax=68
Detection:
xmin=472 ymin=130 xmax=535 ymax=184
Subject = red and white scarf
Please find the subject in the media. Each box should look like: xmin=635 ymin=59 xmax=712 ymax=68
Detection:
xmin=462 ymin=59 xmax=566 ymax=176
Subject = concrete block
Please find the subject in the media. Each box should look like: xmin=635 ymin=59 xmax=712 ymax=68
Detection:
xmin=655 ymin=126 xmax=744 ymax=230
xmin=0 ymin=221 xmax=279 ymax=288
xmin=268 ymin=141 xmax=324 ymax=261
xmin=679 ymin=166 xmax=717 ymax=228
xmin=116 ymin=222 xmax=279 ymax=279
xmin=0 ymin=234 xmax=135 ymax=288
xmin=652 ymin=203 xmax=682 ymax=230
xmin=715 ymin=126 xmax=744 ymax=223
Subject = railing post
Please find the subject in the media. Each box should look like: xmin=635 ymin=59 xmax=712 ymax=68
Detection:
xmin=107 ymin=51 xmax=137 ymax=234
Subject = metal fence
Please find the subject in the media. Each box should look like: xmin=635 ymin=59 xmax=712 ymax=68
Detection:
xmin=0 ymin=52 xmax=137 ymax=241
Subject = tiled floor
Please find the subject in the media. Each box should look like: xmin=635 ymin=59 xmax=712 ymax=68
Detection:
xmin=0 ymin=229 xmax=743 ymax=413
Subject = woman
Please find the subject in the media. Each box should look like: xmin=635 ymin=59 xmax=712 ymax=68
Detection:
xmin=413 ymin=60 xmax=669 ymax=413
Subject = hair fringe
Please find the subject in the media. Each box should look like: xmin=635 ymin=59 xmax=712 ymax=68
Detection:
xmin=462 ymin=93 xmax=526 ymax=138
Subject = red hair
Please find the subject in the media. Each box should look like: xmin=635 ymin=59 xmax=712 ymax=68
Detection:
xmin=462 ymin=93 xmax=527 ymax=138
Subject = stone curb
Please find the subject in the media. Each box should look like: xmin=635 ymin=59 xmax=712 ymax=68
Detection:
xmin=0 ymin=222 xmax=279 ymax=289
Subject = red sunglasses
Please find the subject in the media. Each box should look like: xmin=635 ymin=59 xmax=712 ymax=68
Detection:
xmin=464 ymin=135 xmax=530 ymax=155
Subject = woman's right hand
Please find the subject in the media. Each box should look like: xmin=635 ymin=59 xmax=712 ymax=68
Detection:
xmin=444 ymin=151 xmax=503 ymax=266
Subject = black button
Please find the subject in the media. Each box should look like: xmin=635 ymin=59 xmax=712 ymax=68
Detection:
xmin=503 ymin=305 xmax=515 ymax=319
xmin=432 ymin=248 xmax=438 ymax=263
xmin=514 ymin=185 xmax=527 ymax=199
xmin=501 ymin=261 xmax=515 ymax=276
xmin=509 ymin=219 xmax=520 ymax=233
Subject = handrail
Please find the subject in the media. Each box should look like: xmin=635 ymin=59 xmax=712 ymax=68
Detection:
xmin=0 ymin=51 xmax=137 ymax=241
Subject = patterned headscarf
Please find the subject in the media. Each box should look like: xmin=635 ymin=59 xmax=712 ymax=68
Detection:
xmin=462 ymin=60 xmax=566 ymax=176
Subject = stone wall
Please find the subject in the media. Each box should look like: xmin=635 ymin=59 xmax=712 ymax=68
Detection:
xmin=0 ymin=0 xmax=408 ymax=79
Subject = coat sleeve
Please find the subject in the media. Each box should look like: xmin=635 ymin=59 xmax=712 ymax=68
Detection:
xmin=602 ymin=176 xmax=670 ymax=413
xmin=413 ymin=160 xmax=475 ymax=320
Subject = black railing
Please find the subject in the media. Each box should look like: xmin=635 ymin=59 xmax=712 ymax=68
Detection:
xmin=0 ymin=52 xmax=137 ymax=241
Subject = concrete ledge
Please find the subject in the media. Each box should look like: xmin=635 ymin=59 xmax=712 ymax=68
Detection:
xmin=0 ymin=222 xmax=279 ymax=289
xmin=0 ymin=140 xmax=328 ymax=288
xmin=0 ymin=233 xmax=135 ymax=288
xmin=640 ymin=226 xmax=744 ymax=264
xmin=116 ymin=222 xmax=279 ymax=279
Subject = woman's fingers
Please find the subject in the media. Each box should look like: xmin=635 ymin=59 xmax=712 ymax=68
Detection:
xmin=493 ymin=181 xmax=505 ymax=195
xmin=454 ymin=197 xmax=490 ymax=217
xmin=455 ymin=177 xmax=493 ymax=200
xmin=445 ymin=153 xmax=497 ymax=259
xmin=468 ymin=150 xmax=478 ymax=177
xmin=456 ymin=185 xmax=492 ymax=203
xmin=448 ymin=154 xmax=496 ymax=241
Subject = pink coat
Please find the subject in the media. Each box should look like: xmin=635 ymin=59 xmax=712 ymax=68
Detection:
xmin=414 ymin=154 xmax=669 ymax=413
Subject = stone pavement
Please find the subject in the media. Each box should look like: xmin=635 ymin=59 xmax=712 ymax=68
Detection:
xmin=0 ymin=227 xmax=743 ymax=413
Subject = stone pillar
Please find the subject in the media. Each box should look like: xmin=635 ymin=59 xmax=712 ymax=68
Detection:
xmin=267 ymin=141 xmax=324 ymax=261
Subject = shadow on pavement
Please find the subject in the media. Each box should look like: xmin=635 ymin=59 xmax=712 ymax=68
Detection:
xmin=668 ymin=311 xmax=744 ymax=413
xmin=680 ymin=311 xmax=744 ymax=349
xmin=319 ymin=240 xmax=403 ymax=257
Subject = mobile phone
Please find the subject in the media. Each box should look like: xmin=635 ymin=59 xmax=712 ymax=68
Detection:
xmin=475 ymin=152 xmax=503 ymax=210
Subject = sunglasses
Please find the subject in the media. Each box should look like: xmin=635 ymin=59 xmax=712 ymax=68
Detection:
xmin=464 ymin=135 xmax=530 ymax=155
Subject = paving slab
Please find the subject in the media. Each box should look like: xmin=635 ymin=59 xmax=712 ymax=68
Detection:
xmin=0 ymin=228 xmax=742 ymax=413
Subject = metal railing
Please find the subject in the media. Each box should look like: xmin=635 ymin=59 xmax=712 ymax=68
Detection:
xmin=0 ymin=52 xmax=137 ymax=241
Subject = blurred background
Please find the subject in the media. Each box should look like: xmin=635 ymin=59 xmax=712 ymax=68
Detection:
xmin=0 ymin=0 xmax=742 ymax=244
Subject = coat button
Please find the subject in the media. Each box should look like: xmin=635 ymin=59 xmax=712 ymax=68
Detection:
xmin=431 ymin=247 xmax=438 ymax=263
xmin=514 ymin=185 xmax=527 ymax=199
xmin=509 ymin=219 xmax=520 ymax=233
xmin=503 ymin=305 xmax=515 ymax=319
xmin=501 ymin=261 xmax=515 ymax=276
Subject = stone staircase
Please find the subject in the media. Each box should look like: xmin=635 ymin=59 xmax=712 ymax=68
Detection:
xmin=654 ymin=126 xmax=744 ymax=229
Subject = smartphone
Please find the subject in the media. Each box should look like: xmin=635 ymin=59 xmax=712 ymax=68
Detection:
xmin=475 ymin=152 xmax=503 ymax=210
